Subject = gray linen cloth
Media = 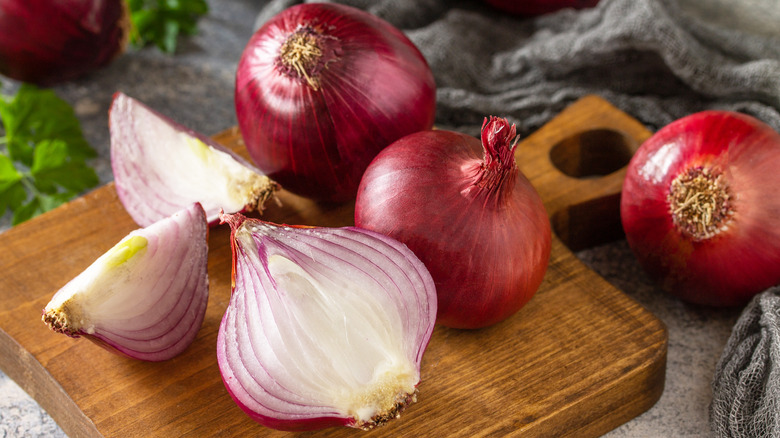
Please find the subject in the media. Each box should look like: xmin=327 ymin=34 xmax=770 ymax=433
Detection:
xmin=711 ymin=287 xmax=780 ymax=438
xmin=255 ymin=0 xmax=780 ymax=436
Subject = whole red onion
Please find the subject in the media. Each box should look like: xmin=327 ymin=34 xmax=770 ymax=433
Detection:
xmin=235 ymin=3 xmax=436 ymax=203
xmin=355 ymin=117 xmax=552 ymax=329
xmin=621 ymin=111 xmax=780 ymax=307
xmin=483 ymin=0 xmax=600 ymax=16
xmin=0 ymin=0 xmax=129 ymax=85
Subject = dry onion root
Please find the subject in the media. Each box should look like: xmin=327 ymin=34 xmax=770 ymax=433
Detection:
xmin=42 ymin=203 xmax=209 ymax=361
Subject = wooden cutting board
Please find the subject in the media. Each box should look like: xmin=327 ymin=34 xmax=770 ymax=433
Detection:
xmin=0 ymin=95 xmax=665 ymax=437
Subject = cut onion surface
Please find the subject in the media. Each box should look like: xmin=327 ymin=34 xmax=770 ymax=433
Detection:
xmin=217 ymin=212 xmax=437 ymax=431
xmin=42 ymin=202 xmax=209 ymax=361
xmin=110 ymin=92 xmax=279 ymax=227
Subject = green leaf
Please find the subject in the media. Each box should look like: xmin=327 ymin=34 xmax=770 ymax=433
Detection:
xmin=0 ymin=84 xmax=100 ymax=225
xmin=0 ymin=84 xmax=96 ymax=165
xmin=0 ymin=181 xmax=26 ymax=216
xmin=11 ymin=192 xmax=74 ymax=226
xmin=0 ymin=153 xmax=21 ymax=185
xmin=39 ymin=192 xmax=73 ymax=212
xmin=128 ymin=0 xmax=209 ymax=54
xmin=0 ymin=154 xmax=25 ymax=215
xmin=31 ymin=140 xmax=99 ymax=193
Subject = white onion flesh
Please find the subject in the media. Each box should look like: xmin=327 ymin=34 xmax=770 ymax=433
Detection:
xmin=42 ymin=203 xmax=209 ymax=362
xmin=110 ymin=92 xmax=279 ymax=227
xmin=217 ymin=214 xmax=437 ymax=431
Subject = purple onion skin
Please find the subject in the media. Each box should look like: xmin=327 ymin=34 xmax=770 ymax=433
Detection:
xmin=355 ymin=119 xmax=552 ymax=329
xmin=0 ymin=0 xmax=128 ymax=86
xmin=219 ymin=375 xmax=352 ymax=432
xmin=235 ymin=3 xmax=436 ymax=203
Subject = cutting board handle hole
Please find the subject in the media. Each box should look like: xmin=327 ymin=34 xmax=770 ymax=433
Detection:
xmin=549 ymin=129 xmax=636 ymax=178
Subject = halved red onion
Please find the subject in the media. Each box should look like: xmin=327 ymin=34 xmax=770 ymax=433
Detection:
xmin=217 ymin=213 xmax=437 ymax=431
xmin=110 ymin=92 xmax=279 ymax=227
xmin=42 ymin=202 xmax=209 ymax=362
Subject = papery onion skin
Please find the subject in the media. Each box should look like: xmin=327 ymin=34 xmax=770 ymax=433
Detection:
xmin=217 ymin=212 xmax=437 ymax=431
xmin=621 ymin=111 xmax=780 ymax=307
xmin=483 ymin=0 xmax=600 ymax=16
xmin=110 ymin=92 xmax=279 ymax=227
xmin=0 ymin=0 xmax=129 ymax=85
xmin=235 ymin=3 xmax=436 ymax=203
xmin=42 ymin=203 xmax=209 ymax=361
xmin=355 ymin=117 xmax=552 ymax=329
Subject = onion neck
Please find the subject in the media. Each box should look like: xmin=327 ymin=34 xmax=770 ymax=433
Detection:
xmin=277 ymin=26 xmax=339 ymax=90
xmin=471 ymin=116 xmax=519 ymax=203
xmin=667 ymin=165 xmax=734 ymax=241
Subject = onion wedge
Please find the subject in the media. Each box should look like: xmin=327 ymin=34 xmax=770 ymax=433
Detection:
xmin=110 ymin=92 xmax=279 ymax=227
xmin=42 ymin=203 xmax=209 ymax=361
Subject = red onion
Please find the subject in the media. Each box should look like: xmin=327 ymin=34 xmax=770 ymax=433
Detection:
xmin=110 ymin=92 xmax=279 ymax=227
xmin=0 ymin=0 xmax=128 ymax=85
xmin=483 ymin=0 xmax=600 ymax=15
xmin=217 ymin=212 xmax=437 ymax=431
xmin=355 ymin=117 xmax=552 ymax=329
xmin=234 ymin=3 xmax=436 ymax=203
xmin=621 ymin=111 xmax=780 ymax=307
xmin=42 ymin=203 xmax=209 ymax=361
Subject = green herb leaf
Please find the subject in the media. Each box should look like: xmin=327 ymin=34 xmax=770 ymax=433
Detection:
xmin=127 ymin=0 xmax=209 ymax=54
xmin=0 ymin=154 xmax=25 ymax=216
xmin=31 ymin=139 xmax=100 ymax=193
xmin=0 ymin=84 xmax=100 ymax=225
xmin=0 ymin=84 xmax=95 ymax=166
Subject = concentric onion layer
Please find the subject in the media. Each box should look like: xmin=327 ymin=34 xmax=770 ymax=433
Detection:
xmin=217 ymin=214 xmax=437 ymax=431
xmin=110 ymin=92 xmax=279 ymax=227
xmin=42 ymin=203 xmax=209 ymax=361
xmin=235 ymin=3 xmax=436 ymax=202
xmin=621 ymin=110 xmax=780 ymax=306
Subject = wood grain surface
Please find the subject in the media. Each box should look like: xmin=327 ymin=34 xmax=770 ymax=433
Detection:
xmin=0 ymin=95 xmax=665 ymax=437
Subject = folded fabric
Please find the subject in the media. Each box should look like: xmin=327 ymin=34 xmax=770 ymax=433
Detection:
xmin=711 ymin=287 xmax=780 ymax=438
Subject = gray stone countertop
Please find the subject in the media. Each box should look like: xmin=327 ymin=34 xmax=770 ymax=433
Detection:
xmin=0 ymin=0 xmax=743 ymax=436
